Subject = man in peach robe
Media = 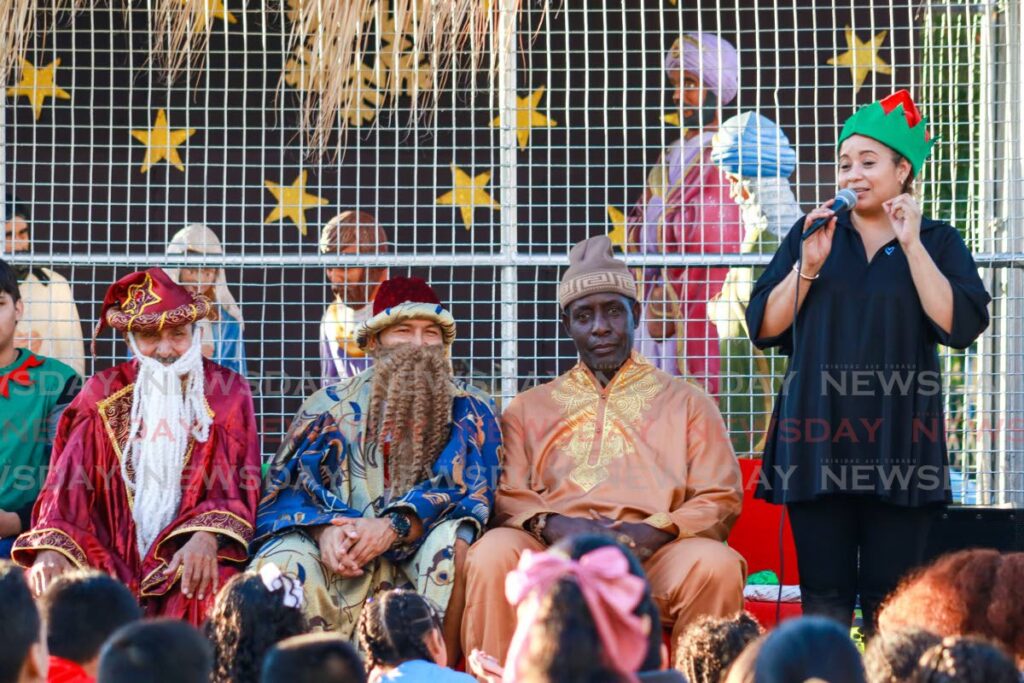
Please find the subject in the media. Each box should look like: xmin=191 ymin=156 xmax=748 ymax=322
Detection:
xmin=462 ymin=236 xmax=745 ymax=665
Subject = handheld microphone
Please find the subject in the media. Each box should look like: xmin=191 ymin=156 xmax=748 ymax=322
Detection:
xmin=801 ymin=188 xmax=858 ymax=241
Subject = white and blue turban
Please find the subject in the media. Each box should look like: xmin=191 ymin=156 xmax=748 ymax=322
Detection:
xmin=711 ymin=112 xmax=797 ymax=178
xmin=665 ymin=32 xmax=739 ymax=105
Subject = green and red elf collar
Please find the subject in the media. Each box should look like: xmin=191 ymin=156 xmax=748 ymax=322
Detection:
xmin=838 ymin=90 xmax=937 ymax=175
xmin=0 ymin=351 xmax=44 ymax=399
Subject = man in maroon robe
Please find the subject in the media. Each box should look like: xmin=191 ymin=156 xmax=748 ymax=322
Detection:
xmin=12 ymin=268 xmax=261 ymax=625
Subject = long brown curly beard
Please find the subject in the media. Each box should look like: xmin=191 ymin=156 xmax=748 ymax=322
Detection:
xmin=366 ymin=343 xmax=454 ymax=499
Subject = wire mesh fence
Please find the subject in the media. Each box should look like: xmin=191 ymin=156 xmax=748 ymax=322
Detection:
xmin=3 ymin=0 xmax=1022 ymax=504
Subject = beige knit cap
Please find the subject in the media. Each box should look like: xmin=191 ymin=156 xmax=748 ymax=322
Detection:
xmin=558 ymin=235 xmax=638 ymax=309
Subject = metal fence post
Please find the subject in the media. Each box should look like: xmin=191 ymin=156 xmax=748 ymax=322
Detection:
xmin=497 ymin=0 xmax=520 ymax=406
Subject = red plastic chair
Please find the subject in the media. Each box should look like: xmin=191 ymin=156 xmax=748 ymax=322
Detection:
xmin=729 ymin=458 xmax=802 ymax=627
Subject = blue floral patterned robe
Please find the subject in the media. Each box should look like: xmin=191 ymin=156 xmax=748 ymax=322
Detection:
xmin=249 ymin=367 xmax=501 ymax=636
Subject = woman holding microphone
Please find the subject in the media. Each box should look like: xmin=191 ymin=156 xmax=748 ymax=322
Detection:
xmin=745 ymin=91 xmax=991 ymax=633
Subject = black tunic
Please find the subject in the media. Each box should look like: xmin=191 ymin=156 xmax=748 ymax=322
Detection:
xmin=745 ymin=213 xmax=991 ymax=507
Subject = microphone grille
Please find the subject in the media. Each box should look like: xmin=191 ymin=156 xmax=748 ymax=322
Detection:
xmin=837 ymin=188 xmax=858 ymax=209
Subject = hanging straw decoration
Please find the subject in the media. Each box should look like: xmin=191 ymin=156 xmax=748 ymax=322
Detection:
xmin=2 ymin=0 xmax=39 ymax=88
xmin=283 ymin=0 xmax=535 ymax=157
xmin=149 ymin=0 xmax=240 ymax=84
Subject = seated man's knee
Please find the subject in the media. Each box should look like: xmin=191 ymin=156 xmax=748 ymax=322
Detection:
xmin=697 ymin=542 xmax=746 ymax=584
xmin=466 ymin=528 xmax=532 ymax=576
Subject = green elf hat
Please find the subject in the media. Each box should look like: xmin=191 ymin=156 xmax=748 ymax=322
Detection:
xmin=837 ymin=90 xmax=936 ymax=175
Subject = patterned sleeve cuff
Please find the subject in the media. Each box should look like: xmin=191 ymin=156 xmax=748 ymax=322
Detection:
xmin=643 ymin=512 xmax=685 ymax=537
xmin=162 ymin=510 xmax=254 ymax=560
xmin=507 ymin=510 xmax=556 ymax=531
xmin=11 ymin=528 xmax=89 ymax=569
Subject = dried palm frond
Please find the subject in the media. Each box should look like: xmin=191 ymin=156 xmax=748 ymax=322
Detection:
xmin=282 ymin=0 xmax=540 ymax=158
xmin=149 ymin=0 xmax=240 ymax=84
xmin=2 ymin=0 xmax=38 ymax=87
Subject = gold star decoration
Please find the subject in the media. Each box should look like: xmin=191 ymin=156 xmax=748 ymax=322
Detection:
xmin=436 ymin=164 xmax=500 ymax=231
xmin=6 ymin=59 xmax=71 ymax=121
xmin=607 ymin=206 xmax=627 ymax=250
xmin=263 ymin=170 xmax=330 ymax=236
xmin=490 ymin=86 xmax=558 ymax=151
xmin=827 ymin=26 xmax=893 ymax=94
xmin=662 ymin=112 xmax=681 ymax=127
xmin=130 ymin=109 xmax=197 ymax=173
xmin=187 ymin=0 xmax=237 ymax=32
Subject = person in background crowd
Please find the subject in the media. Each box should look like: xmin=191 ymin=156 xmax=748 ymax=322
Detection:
xmin=674 ymin=611 xmax=763 ymax=683
xmin=358 ymin=589 xmax=476 ymax=682
xmin=318 ymin=211 xmax=389 ymax=386
xmin=627 ymin=33 xmax=743 ymax=394
xmin=96 ymin=620 xmax=213 ymax=683
xmin=0 ymin=259 xmax=80 ymax=559
xmin=491 ymin=543 xmax=656 ymax=682
xmin=205 ymin=565 xmax=309 ymax=683
xmin=863 ymin=628 xmax=941 ymax=683
xmin=877 ymin=549 xmax=1024 ymax=665
xmin=166 ymin=223 xmax=248 ymax=375
xmin=748 ymin=616 xmax=867 ymax=683
xmin=0 ymin=561 xmax=49 ymax=683
xmin=4 ymin=194 xmax=86 ymax=376
xmin=15 ymin=268 xmax=262 ymax=625
xmin=464 ymin=236 xmax=745 ymax=665
xmin=252 ymin=276 xmax=500 ymax=665
xmin=911 ymin=636 xmax=1019 ymax=683
xmin=747 ymin=91 xmax=991 ymax=634
xmin=707 ymin=112 xmax=802 ymax=455
xmin=260 ymin=634 xmax=367 ymax=683
xmin=40 ymin=571 xmax=143 ymax=683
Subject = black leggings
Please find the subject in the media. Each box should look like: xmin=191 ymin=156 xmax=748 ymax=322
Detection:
xmin=786 ymin=495 xmax=936 ymax=635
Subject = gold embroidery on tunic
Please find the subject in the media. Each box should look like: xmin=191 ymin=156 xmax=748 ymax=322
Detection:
xmin=552 ymin=357 xmax=662 ymax=491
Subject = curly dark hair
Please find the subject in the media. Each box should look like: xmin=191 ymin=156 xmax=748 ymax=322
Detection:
xmin=204 ymin=570 xmax=308 ymax=683
xmin=863 ymin=628 xmax=941 ymax=683
xmin=911 ymin=636 xmax=1019 ymax=683
xmin=877 ymin=549 xmax=1024 ymax=665
xmin=674 ymin=611 xmax=762 ymax=683
xmin=357 ymin=589 xmax=442 ymax=671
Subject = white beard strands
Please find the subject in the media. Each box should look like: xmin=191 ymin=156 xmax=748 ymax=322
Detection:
xmin=124 ymin=329 xmax=212 ymax=556
xmin=737 ymin=176 xmax=804 ymax=240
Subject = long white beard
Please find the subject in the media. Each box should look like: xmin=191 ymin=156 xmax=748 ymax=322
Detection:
xmin=737 ymin=176 xmax=804 ymax=240
xmin=124 ymin=330 xmax=212 ymax=556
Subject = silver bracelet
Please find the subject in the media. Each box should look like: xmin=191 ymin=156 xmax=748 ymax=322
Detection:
xmin=792 ymin=263 xmax=820 ymax=281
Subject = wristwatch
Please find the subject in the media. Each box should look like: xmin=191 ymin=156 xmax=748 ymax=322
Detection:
xmin=387 ymin=512 xmax=412 ymax=544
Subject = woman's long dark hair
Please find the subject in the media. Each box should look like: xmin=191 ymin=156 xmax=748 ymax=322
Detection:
xmin=204 ymin=571 xmax=308 ymax=683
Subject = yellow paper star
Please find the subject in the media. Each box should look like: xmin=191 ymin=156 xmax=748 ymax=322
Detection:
xmin=827 ymin=27 xmax=893 ymax=93
xmin=264 ymin=171 xmax=330 ymax=236
xmin=607 ymin=206 xmax=627 ymax=250
xmin=130 ymin=109 xmax=196 ymax=173
xmin=6 ymin=59 xmax=71 ymax=121
xmin=662 ymin=112 xmax=681 ymax=127
xmin=188 ymin=0 xmax=237 ymax=31
xmin=436 ymin=164 xmax=500 ymax=231
xmin=490 ymin=86 xmax=558 ymax=151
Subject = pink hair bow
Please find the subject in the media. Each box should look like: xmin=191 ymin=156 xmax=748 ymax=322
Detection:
xmin=503 ymin=546 xmax=649 ymax=682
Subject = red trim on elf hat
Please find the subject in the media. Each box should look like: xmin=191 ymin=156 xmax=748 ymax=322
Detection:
xmin=879 ymin=90 xmax=931 ymax=141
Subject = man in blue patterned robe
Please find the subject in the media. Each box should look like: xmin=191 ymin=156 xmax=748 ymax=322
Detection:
xmin=250 ymin=276 xmax=501 ymax=663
